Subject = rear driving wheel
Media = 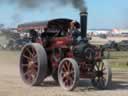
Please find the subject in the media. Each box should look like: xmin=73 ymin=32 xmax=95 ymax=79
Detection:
xmin=58 ymin=58 xmax=79 ymax=91
xmin=20 ymin=43 xmax=47 ymax=86
xmin=91 ymin=59 xmax=112 ymax=89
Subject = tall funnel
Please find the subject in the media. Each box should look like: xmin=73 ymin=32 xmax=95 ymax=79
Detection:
xmin=80 ymin=11 xmax=88 ymax=38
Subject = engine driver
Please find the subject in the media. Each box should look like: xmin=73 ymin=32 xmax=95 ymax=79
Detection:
xmin=69 ymin=21 xmax=81 ymax=44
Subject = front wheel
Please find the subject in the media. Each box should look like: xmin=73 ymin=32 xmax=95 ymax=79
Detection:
xmin=91 ymin=59 xmax=112 ymax=89
xmin=58 ymin=58 xmax=79 ymax=91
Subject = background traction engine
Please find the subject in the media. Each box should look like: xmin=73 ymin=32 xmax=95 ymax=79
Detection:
xmin=19 ymin=11 xmax=112 ymax=91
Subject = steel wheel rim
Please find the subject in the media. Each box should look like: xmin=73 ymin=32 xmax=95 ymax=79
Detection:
xmin=20 ymin=45 xmax=38 ymax=84
xmin=59 ymin=60 xmax=75 ymax=89
xmin=93 ymin=61 xmax=108 ymax=88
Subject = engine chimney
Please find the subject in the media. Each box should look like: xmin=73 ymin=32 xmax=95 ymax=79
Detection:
xmin=80 ymin=11 xmax=88 ymax=38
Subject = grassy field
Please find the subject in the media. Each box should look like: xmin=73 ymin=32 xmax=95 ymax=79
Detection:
xmin=0 ymin=49 xmax=128 ymax=71
xmin=107 ymin=51 xmax=128 ymax=71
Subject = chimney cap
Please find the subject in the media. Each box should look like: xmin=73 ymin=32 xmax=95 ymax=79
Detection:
xmin=80 ymin=11 xmax=88 ymax=16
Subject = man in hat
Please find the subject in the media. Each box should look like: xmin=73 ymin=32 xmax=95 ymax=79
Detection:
xmin=69 ymin=21 xmax=81 ymax=44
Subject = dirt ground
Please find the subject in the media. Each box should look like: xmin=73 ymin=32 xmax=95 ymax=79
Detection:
xmin=0 ymin=51 xmax=128 ymax=96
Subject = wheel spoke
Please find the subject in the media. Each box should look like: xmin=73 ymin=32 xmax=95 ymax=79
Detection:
xmin=34 ymin=55 xmax=37 ymax=59
xmin=95 ymin=64 xmax=99 ymax=71
xmin=31 ymin=47 xmax=36 ymax=56
xmin=23 ymin=54 xmax=32 ymax=61
xmin=68 ymin=62 xmax=71 ymax=72
xmin=21 ymin=64 xmax=28 ymax=68
xmin=101 ymin=62 xmax=104 ymax=71
xmin=102 ymin=67 xmax=106 ymax=71
xmin=69 ymin=76 xmax=73 ymax=85
xmin=65 ymin=61 xmax=69 ymax=70
xmin=97 ymin=76 xmax=100 ymax=82
xmin=24 ymin=70 xmax=30 ymax=77
xmin=98 ymin=62 xmax=102 ymax=70
xmin=26 ymin=47 xmax=33 ymax=58
xmin=63 ymin=64 xmax=67 ymax=72
xmin=31 ymin=69 xmax=37 ymax=76
xmin=27 ymin=75 xmax=33 ymax=82
xmin=69 ymin=70 xmax=74 ymax=75
xmin=61 ymin=71 xmax=65 ymax=77
xmin=102 ymin=76 xmax=106 ymax=81
xmin=62 ymin=74 xmax=67 ymax=80
xmin=24 ymin=67 xmax=36 ymax=75
xmin=65 ymin=79 xmax=68 ymax=86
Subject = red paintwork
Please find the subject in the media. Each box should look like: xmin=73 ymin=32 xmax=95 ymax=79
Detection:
xmin=18 ymin=20 xmax=102 ymax=79
xmin=35 ymin=35 xmax=102 ymax=78
xmin=51 ymin=37 xmax=72 ymax=48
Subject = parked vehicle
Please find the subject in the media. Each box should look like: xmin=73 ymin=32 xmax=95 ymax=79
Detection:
xmin=103 ymin=40 xmax=128 ymax=51
xmin=117 ymin=40 xmax=128 ymax=51
xmin=102 ymin=41 xmax=118 ymax=51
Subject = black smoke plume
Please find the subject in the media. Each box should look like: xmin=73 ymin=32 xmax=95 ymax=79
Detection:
xmin=1 ymin=0 xmax=87 ymax=26
xmin=2 ymin=0 xmax=87 ymax=11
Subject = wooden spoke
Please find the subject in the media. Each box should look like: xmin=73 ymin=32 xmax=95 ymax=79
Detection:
xmin=101 ymin=62 xmax=104 ymax=70
xmin=26 ymin=74 xmax=33 ymax=82
xmin=65 ymin=79 xmax=68 ymax=86
xmin=24 ymin=70 xmax=30 ymax=76
xmin=31 ymin=69 xmax=37 ymax=75
xmin=23 ymin=54 xmax=32 ymax=61
xmin=68 ymin=62 xmax=71 ymax=72
xmin=62 ymin=62 xmax=74 ymax=87
xmin=69 ymin=76 xmax=73 ymax=85
xmin=26 ymin=76 xmax=32 ymax=81
xmin=34 ymin=55 xmax=37 ymax=59
xmin=98 ymin=62 xmax=101 ymax=70
xmin=21 ymin=64 xmax=28 ymax=68
xmin=62 ymin=66 xmax=67 ymax=72
xmin=95 ymin=64 xmax=99 ymax=71
xmin=26 ymin=47 xmax=33 ymax=58
xmin=31 ymin=47 xmax=36 ymax=56
xmin=25 ymin=69 xmax=36 ymax=79
xmin=102 ymin=76 xmax=106 ymax=81
xmin=69 ymin=70 xmax=74 ymax=75
xmin=63 ymin=63 xmax=67 ymax=72
xmin=102 ymin=67 xmax=106 ymax=71
xmin=64 ymin=61 xmax=68 ymax=70
xmin=62 ymin=74 xmax=67 ymax=80
xmin=31 ymin=74 xmax=36 ymax=80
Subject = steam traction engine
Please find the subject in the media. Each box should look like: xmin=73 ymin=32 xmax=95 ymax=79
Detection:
xmin=19 ymin=11 xmax=112 ymax=91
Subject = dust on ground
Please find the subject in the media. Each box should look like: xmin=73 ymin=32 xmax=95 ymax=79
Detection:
xmin=0 ymin=50 xmax=128 ymax=96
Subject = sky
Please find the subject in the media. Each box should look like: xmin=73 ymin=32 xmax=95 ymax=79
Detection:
xmin=0 ymin=0 xmax=128 ymax=29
